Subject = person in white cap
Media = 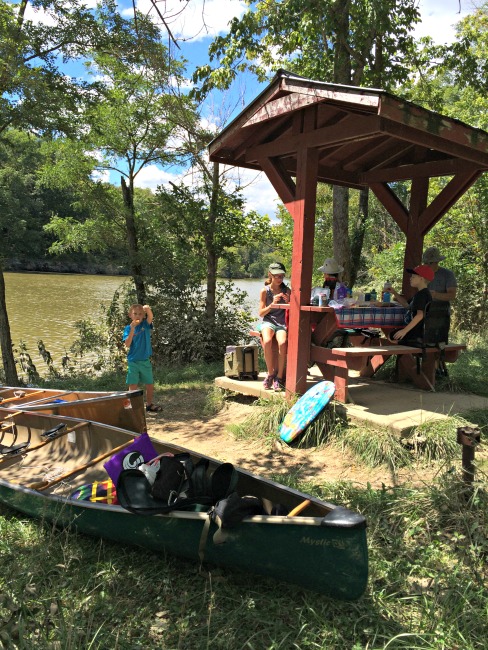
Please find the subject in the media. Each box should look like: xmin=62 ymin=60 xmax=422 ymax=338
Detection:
xmin=317 ymin=258 xmax=344 ymax=296
xmin=422 ymin=247 xmax=457 ymax=308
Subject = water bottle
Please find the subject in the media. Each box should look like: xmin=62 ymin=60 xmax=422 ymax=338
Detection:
xmin=382 ymin=281 xmax=392 ymax=301
xmin=336 ymin=282 xmax=347 ymax=302
xmin=370 ymin=289 xmax=377 ymax=302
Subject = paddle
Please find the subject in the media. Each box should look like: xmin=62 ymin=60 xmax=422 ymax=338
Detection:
xmin=29 ymin=439 xmax=136 ymax=491
xmin=0 ymin=390 xmax=45 ymax=405
xmin=287 ymin=499 xmax=311 ymax=517
xmin=0 ymin=420 xmax=89 ymax=464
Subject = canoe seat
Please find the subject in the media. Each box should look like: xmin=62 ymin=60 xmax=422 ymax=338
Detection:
xmin=0 ymin=441 xmax=29 ymax=456
xmin=117 ymin=469 xmax=213 ymax=515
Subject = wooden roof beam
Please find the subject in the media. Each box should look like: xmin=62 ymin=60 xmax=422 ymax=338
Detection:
xmin=418 ymin=169 xmax=482 ymax=234
xmin=258 ymin=157 xmax=296 ymax=206
xmin=362 ymin=159 xmax=481 ymax=183
xmin=370 ymin=182 xmax=409 ymax=233
xmin=381 ymin=120 xmax=488 ymax=167
xmin=245 ymin=115 xmax=383 ymax=162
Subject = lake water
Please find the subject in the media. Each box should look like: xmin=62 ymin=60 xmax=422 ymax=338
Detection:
xmin=3 ymin=272 xmax=266 ymax=371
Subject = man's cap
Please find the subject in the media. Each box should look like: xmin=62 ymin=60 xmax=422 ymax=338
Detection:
xmin=268 ymin=262 xmax=286 ymax=275
xmin=317 ymin=258 xmax=344 ymax=274
xmin=422 ymin=246 xmax=445 ymax=264
xmin=406 ymin=265 xmax=435 ymax=282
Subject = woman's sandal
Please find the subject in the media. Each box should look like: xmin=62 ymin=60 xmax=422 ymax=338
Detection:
xmin=146 ymin=403 xmax=162 ymax=412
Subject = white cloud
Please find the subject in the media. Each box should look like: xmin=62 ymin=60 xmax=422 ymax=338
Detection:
xmin=133 ymin=164 xmax=182 ymax=191
xmin=130 ymin=0 xmax=247 ymax=41
xmin=414 ymin=0 xmax=473 ymax=44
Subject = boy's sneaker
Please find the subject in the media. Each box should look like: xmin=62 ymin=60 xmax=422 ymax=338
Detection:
xmin=273 ymin=377 xmax=283 ymax=392
xmin=262 ymin=374 xmax=274 ymax=390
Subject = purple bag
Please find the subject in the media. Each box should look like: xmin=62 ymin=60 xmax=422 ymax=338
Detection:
xmin=103 ymin=432 xmax=157 ymax=485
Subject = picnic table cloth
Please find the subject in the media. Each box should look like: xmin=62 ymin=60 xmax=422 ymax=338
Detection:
xmin=333 ymin=305 xmax=407 ymax=329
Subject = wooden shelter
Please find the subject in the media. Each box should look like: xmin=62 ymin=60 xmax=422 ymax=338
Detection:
xmin=208 ymin=70 xmax=488 ymax=396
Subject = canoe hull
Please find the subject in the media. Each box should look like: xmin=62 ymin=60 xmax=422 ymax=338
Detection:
xmin=0 ymin=482 xmax=367 ymax=600
xmin=0 ymin=387 xmax=146 ymax=433
xmin=0 ymin=413 xmax=368 ymax=600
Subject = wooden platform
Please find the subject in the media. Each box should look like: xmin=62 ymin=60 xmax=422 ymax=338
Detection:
xmin=215 ymin=371 xmax=488 ymax=436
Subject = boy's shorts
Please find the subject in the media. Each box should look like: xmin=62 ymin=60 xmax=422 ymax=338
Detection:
xmin=126 ymin=359 xmax=153 ymax=385
xmin=257 ymin=322 xmax=287 ymax=333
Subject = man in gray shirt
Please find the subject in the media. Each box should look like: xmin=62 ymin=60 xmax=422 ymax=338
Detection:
xmin=422 ymin=247 xmax=457 ymax=307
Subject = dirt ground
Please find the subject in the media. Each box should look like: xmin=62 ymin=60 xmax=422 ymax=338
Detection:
xmin=145 ymin=392 xmax=428 ymax=489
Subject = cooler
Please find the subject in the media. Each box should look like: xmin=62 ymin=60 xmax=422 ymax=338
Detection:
xmin=224 ymin=345 xmax=259 ymax=380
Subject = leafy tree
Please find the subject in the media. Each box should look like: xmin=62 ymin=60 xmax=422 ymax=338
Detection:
xmin=0 ymin=0 xmax=136 ymax=383
xmin=193 ymin=0 xmax=421 ymax=284
xmin=154 ymin=170 xmax=270 ymax=324
xmin=79 ymin=35 xmax=197 ymax=303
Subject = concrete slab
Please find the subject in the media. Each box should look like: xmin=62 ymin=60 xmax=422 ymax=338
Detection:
xmin=215 ymin=372 xmax=488 ymax=436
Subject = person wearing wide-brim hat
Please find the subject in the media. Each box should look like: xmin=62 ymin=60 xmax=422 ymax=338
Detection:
xmin=317 ymin=258 xmax=344 ymax=294
xmin=258 ymin=262 xmax=291 ymax=392
xmin=422 ymin=247 xmax=457 ymax=308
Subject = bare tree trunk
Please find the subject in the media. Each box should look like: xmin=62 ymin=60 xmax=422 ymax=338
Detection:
xmin=331 ymin=0 xmax=353 ymax=281
xmin=349 ymin=187 xmax=369 ymax=287
xmin=121 ymin=176 xmax=146 ymax=304
xmin=332 ymin=185 xmax=351 ymax=284
xmin=0 ymin=264 xmax=20 ymax=385
xmin=205 ymin=162 xmax=219 ymax=324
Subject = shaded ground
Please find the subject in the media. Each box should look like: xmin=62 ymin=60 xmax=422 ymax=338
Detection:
xmin=145 ymin=391 xmax=443 ymax=488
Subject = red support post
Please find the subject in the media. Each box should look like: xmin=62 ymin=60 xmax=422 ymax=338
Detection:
xmin=285 ymin=145 xmax=319 ymax=397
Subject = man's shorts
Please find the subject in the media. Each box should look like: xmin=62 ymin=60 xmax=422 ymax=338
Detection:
xmin=126 ymin=358 xmax=154 ymax=385
xmin=257 ymin=322 xmax=287 ymax=333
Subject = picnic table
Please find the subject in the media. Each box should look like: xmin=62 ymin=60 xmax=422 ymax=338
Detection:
xmin=251 ymin=303 xmax=466 ymax=402
xmin=302 ymin=304 xmax=465 ymax=402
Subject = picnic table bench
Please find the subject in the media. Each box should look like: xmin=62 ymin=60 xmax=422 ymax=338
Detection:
xmin=310 ymin=342 xmax=466 ymax=402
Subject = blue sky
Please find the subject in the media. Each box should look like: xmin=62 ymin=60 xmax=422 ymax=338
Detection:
xmin=19 ymin=0 xmax=475 ymax=217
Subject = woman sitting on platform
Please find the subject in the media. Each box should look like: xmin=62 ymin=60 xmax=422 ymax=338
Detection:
xmin=258 ymin=262 xmax=291 ymax=391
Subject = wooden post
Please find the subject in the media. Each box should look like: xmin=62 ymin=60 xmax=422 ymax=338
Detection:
xmin=286 ymin=145 xmax=319 ymax=397
xmin=456 ymin=426 xmax=481 ymax=488
xmin=402 ymin=177 xmax=428 ymax=297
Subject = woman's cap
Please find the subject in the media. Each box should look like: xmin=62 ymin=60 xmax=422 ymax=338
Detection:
xmin=317 ymin=258 xmax=344 ymax=274
xmin=269 ymin=262 xmax=286 ymax=275
xmin=406 ymin=265 xmax=435 ymax=281
xmin=422 ymin=246 xmax=445 ymax=263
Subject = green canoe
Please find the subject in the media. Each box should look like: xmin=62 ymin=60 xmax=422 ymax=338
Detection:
xmin=0 ymin=412 xmax=368 ymax=600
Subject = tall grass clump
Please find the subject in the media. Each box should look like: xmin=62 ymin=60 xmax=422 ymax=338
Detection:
xmin=227 ymin=396 xmax=342 ymax=448
xmin=331 ymin=423 xmax=412 ymax=470
xmin=408 ymin=415 xmax=473 ymax=463
xmin=227 ymin=395 xmax=292 ymax=446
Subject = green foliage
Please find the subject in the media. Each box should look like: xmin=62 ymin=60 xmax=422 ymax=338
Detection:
xmin=149 ymin=283 xmax=254 ymax=363
xmin=193 ymin=0 xmax=421 ymax=97
xmin=228 ymin=395 xmax=293 ymax=446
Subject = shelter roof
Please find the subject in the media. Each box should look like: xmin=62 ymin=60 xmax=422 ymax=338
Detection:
xmin=208 ymin=70 xmax=488 ymax=190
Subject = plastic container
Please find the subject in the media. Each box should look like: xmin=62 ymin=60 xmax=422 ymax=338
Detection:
xmin=336 ymin=283 xmax=348 ymax=301
xmin=370 ymin=289 xmax=377 ymax=302
xmin=383 ymin=291 xmax=391 ymax=303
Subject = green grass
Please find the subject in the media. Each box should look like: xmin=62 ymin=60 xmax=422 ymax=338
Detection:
xmin=1 ymin=470 xmax=486 ymax=649
xmin=2 ymin=357 xmax=488 ymax=649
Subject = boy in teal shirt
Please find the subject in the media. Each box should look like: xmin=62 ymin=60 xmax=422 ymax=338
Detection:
xmin=123 ymin=304 xmax=161 ymax=412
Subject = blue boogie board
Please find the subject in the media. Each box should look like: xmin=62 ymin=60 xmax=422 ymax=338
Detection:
xmin=279 ymin=381 xmax=336 ymax=444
